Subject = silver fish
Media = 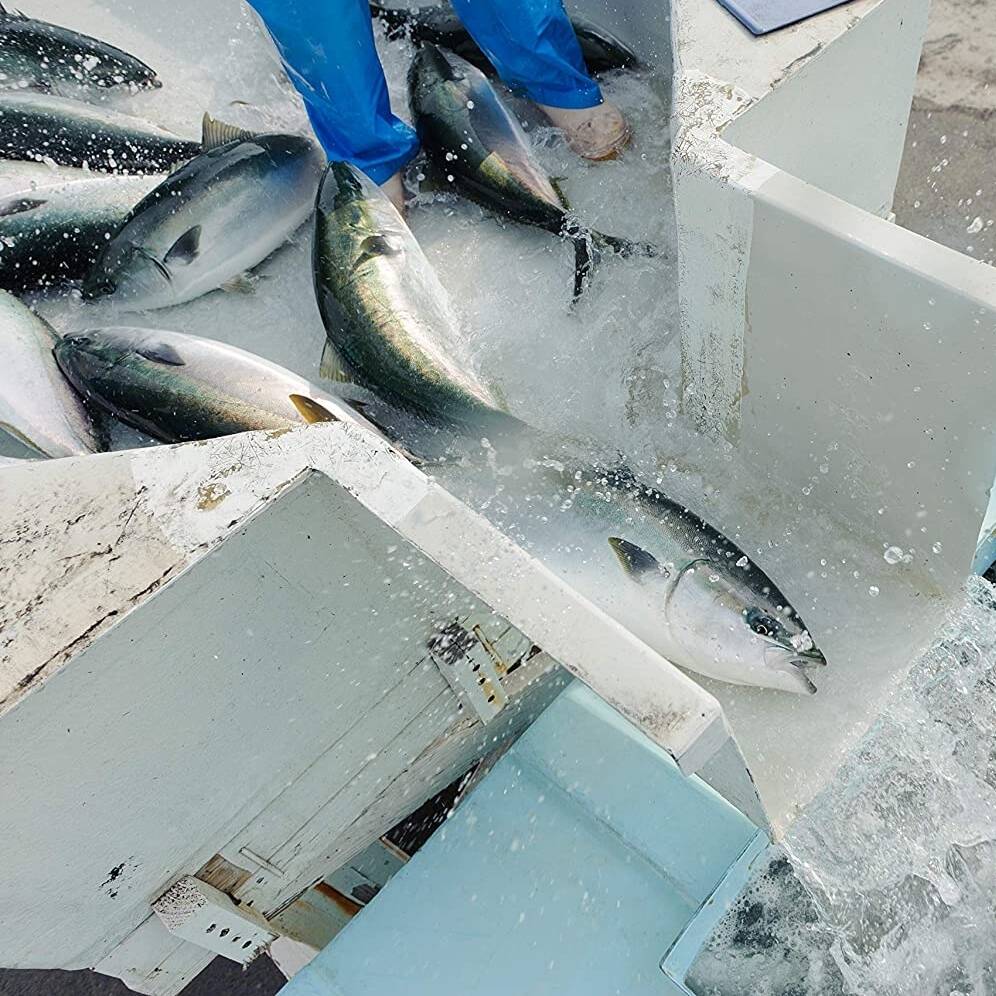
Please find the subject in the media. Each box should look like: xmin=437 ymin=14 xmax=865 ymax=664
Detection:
xmin=83 ymin=117 xmax=324 ymax=309
xmin=0 ymin=3 xmax=159 ymax=91
xmin=0 ymin=90 xmax=199 ymax=172
xmin=0 ymin=290 xmax=99 ymax=456
xmin=0 ymin=173 xmax=161 ymax=292
xmin=408 ymin=45 xmax=655 ymax=298
xmin=313 ymin=160 xmax=517 ymax=431
xmin=53 ymin=326 xmax=353 ymax=443
xmin=577 ymin=467 xmax=826 ymax=694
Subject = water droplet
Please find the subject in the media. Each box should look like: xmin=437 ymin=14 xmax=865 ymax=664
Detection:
xmin=932 ymin=541 xmax=943 ymax=554
xmin=883 ymin=545 xmax=904 ymax=564
xmin=466 ymin=99 xmax=475 ymax=109
xmin=736 ymin=555 xmax=749 ymax=568
xmin=967 ymin=217 xmax=983 ymax=235
xmin=869 ymin=585 xmax=880 ymax=597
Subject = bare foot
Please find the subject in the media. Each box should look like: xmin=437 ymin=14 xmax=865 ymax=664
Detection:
xmin=537 ymin=101 xmax=631 ymax=161
xmin=381 ymin=172 xmax=407 ymax=214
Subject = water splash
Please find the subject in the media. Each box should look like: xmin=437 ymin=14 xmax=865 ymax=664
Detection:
xmin=690 ymin=578 xmax=996 ymax=995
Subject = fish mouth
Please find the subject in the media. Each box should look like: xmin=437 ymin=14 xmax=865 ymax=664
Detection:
xmin=412 ymin=42 xmax=462 ymax=83
xmin=793 ymin=647 xmax=828 ymax=669
xmin=764 ymin=643 xmax=827 ymax=672
xmin=317 ymin=161 xmax=370 ymax=214
xmin=762 ymin=645 xmax=822 ymax=694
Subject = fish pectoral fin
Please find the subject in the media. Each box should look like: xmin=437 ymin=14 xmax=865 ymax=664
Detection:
xmin=164 ymin=226 xmax=202 ymax=265
xmin=319 ymin=341 xmax=354 ymax=383
xmin=220 ymin=272 xmax=258 ymax=294
xmin=0 ymin=196 xmax=46 ymax=218
xmin=608 ymin=536 xmax=669 ymax=582
xmin=201 ymin=113 xmax=258 ymax=150
xmin=135 ymin=341 xmax=186 ymax=366
xmin=352 ymin=234 xmax=404 ymax=272
xmin=289 ymin=394 xmax=340 ymax=425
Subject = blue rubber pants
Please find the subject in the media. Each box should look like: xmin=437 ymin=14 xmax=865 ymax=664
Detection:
xmin=247 ymin=0 xmax=602 ymax=184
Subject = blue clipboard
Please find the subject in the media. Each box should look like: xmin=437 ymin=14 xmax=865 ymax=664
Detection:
xmin=716 ymin=0 xmax=853 ymax=35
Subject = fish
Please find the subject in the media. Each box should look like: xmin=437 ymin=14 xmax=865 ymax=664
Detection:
xmin=0 ymin=290 xmax=99 ymax=456
xmin=370 ymin=2 xmax=638 ymax=76
xmin=0 ymin=90 xmax=200 ymax=172
xmin=575 ymin=467 xmax=826 ymax=694
xmin=83 ymin=117 xmax=325 ymax=309
xmin=408 ymin=44 xmax=655 ymax=299
xmin=313 ymin=160 xmax=517 ymax=430
xmin=53 ymin=326 xmax=355 ymax=443
xmin=0 ymin=3 xmax=159 ymax=91
xmin=0 ymin=172 xmax=161 ymax=292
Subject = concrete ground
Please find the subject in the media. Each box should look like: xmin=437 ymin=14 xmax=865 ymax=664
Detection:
xmin=893 ymin=0 xmax=995 ymax=266
xmin=2 ymin=1 xmax=991 ymax=994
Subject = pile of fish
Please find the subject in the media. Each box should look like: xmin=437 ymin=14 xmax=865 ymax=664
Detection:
xmin=0 ymin=4 xmax=827 ymax=696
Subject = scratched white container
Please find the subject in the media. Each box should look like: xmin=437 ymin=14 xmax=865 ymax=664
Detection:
xmin=3 ymin=0 xmax=996 ymax=992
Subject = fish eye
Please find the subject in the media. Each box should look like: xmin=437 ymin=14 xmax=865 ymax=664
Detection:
xmin=70 ymin=335 xmax=92 ymax=346
xmin=745 ymin=608 xmax=782 ymax=639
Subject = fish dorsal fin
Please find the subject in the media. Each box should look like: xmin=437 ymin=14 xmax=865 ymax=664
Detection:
xmin=201 ymin=113 xmax=257 ymax=150
xmin=608 ymin=537 xmax=670 ymax=582
xmin=164 ymin=225 xmax=201 ymax=265
xmin=136 ymin=341 xmax=185 ymax=366
xmin=549 ymin=177 xmax=570 ymax=210
xmin=319 ymin=340 xmax=354 ymax=383
xmin=0 ymin=196 xmax=45 ymax=218
xmin=289 ymin=394 xmax=339 ymax=424
xmin=0 ymin=3 xmax=26 ymax=19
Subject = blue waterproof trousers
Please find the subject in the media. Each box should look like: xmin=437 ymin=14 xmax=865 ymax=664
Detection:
xmin=247 ymin=0 xmax=602 ymax=183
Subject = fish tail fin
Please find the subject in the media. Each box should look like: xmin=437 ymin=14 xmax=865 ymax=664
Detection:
xmin=566 ymin=221 xmax=658 ymax=301
xmin=369 ymin=1 xmax=414 ymax=37
xmin=568 ymin=226 xmax=600 ymax=301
